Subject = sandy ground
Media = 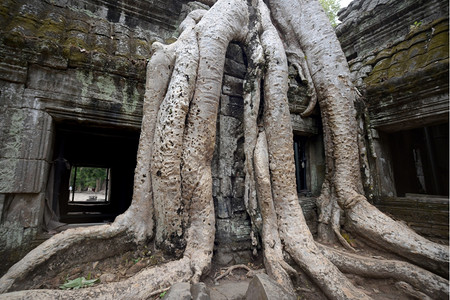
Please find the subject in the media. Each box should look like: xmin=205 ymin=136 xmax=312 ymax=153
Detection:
xmin=70 ymin=191 xmax=107 ymax=202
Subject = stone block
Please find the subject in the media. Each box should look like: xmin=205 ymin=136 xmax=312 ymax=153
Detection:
xmin=191 ymin=282 xmax=210 ymax=300
xmin=0 ymin=82 xmax=26 ymax=108
xmin=233 ymin=177 xmax=245 ymax=199
xmin=222 ymin=75 xmax=243 ymax=97
xmin=214 ymin=249 xmax=234 ymax=266
xmin=220 ymin=95 xmax=244 ymax=118
xmin=91 ymin=19 xmax=112 ymax=36
xmin=217 ymin=197 xmax=231 ymax=219
xmin=3 ymin=193 xmax=44 ymax=228
xmin=231 ymin=218 xmax=251 ymax=241
xmin=212 ymin=178 xmax=220 ymax=197
xmin=26 ymin=64 xmax=143 ymax=110
xmin=0 ymin=223 xmax=39 ymax=274
xmin=220 ymin=177 xmax=232 ymax=197
xmin=231 ymin=197 xmax=246 ymax=214
xmin=245 ymin=274 xmax=296 ymax=300
xmin=216 ymin=219 xmax=232 ymax=241
xmin=0 ymin=108 xmax=52 ymax=161
xmin=0 ymin=58 xmax=28 ymax=84
xmin=224 ymin=58 xmax=246 ymax=79
xmin=210 ymin=280 xmax=249 ymax=300
xmin=162 ymin=282 xmax=191 ymax=300
xmin=226 ymin=43 xmax=245 ymax=64
xmin=0 ymin=158 xmax=49 ymax=193
xmin=290 ymin=113 xmax=319 ymax=135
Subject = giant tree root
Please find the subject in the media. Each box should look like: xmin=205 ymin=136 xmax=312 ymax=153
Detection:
xmin=318 ymin=244 xmax=449 ymax=299
xmin=0 ymin=259 xmax=193 ymax=300
xmin=347 ymin=199 xmax=449 ymax=278
xmin=1 ymin=1 xmax=448 ymax=299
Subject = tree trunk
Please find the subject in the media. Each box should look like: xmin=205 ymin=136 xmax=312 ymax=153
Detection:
xmin=0 ymin=0 xmax=448 ymax=299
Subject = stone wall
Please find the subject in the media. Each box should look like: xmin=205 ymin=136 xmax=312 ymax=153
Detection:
xmin=0 ymin=0 xmax=190 ymax=274
xmin=0 ymin=0 xmax=322 ymax=272
xmin=10 ymin=0 xmax=447 ymax=274
xmin=337 ymin=0 xmax=449 ymax=239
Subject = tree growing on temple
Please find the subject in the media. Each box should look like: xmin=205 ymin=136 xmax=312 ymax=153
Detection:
xmin=0 ymin=0 xmax=448 ymax=299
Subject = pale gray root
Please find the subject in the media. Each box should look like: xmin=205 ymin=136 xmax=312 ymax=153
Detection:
xmin=330 ymin=202 xmax=356 ymax=252
xmin=0 ymin=224 xmax=124 ymax=293
xmin=180 ymin=0 xmax=249 ymax=283
xmin=266 ymin=0 xmax=317 ymax=117
xmin=269 ymin=0 xmax=449 ymax=278
xmin=395 ymin=282 xmax=433 ymax=300
xmin=0 ymin=3 xmax=250 ymax=297
xmin=316 ymin=180 xmax=338 ymax=243
xmin=242 ymin=6 xmax=265 ymax=252
xmin=151 ymin=11 xmax=202 ymax=253
xmin=130 ymin=40 xmax=177 ymax=242
xmin=292 ymin=59 xmax=317 ymax=117
xmin=319 ymin=244 xmax=449 ymax=300
xmin=254 ymin=130 xmax=296 ymax=294
xmin=257 ymin=1 xmax=370 ymax=299
xmin=0 ymin=258 xmax=193 ymax=300
xmin=0 ymin=19 xmax=188 ymax=295
xmin=214 ymin=264 xmax=252 ymax=282
xmin=270 ymin=0 xmax=365 ymax=210
xmin=316 ymin=109 xmax=341 ymax=244
xmin=347 ymin=200 xmax=449 ymax=278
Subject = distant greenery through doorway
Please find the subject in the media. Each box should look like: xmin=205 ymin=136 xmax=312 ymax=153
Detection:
xmin=69 ymin=166 xmax=110 ymax=203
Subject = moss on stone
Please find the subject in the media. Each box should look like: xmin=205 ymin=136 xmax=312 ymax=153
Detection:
xmin=364 ymin=17 xmax=449 ymax=88
xmin=66 ymin=20 xmax=90 ymax=34
xmin=407 ymin=41 xmax=427 ymax=59
xmin=428 ymin=31 xmax=449 ymax=52
xmin=95 ymin=75 xmax=116 ymax=100
xmin=425 ymin=46 xmax=449 ymax=66
xmin=122 ymin=83 xmax=140 ymax=114
xmin=371 ymin=58 xmax=391 ymax=73
xmin=37 ymin=18 xmax=65 ymax=42
xmin=5 ymin=14 xmax=39 ymax=36
xmin=164 ymin=37 xmax=178 ymax=44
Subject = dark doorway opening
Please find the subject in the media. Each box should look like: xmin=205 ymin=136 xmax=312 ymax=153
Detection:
xmin=52 ymin=122 xmax=139 ymax=223
xmin=388 ymin=123 xmax=449 ymax=197
xmin=294 ymin=135 xmax=308 ymax=193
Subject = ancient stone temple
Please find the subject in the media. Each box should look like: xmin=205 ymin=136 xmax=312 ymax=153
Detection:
xmin=0 ymin=0 xmax=448 ymax=275
xmin=337 ymin=0 xmax=449 ymax=238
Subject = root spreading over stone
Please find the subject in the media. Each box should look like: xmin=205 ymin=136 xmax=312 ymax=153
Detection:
xmin=0 ymin=0 xmax=448 ymax=299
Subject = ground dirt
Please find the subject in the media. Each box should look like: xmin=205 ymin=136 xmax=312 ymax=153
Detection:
xmin=19 ymin=227 xmax=438 ymax=299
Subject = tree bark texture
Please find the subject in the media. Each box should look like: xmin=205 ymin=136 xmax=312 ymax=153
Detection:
xmin=0 ymin=0 xmax=448 ymax=299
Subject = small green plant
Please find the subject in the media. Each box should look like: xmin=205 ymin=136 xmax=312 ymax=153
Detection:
xmin=59 ymin=276 xmax=99 ymax=290
xmin=341 ymin=232 xmax=356 ymax=247
xmin=159 ymin=291 xmax=167 ymax=298
xmin=410 ymin=21 xmax=422 ymax=31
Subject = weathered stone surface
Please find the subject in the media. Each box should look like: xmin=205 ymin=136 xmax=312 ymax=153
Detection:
xmin=0 ymin=193 xmax=44 ymax=274
xmin=336 ymin=0 xmax=448 ymax=59
xmin=191 ymin=282 xmax=211 ymax=300
xmin=337 ymin=0 xmax=449 ymax=239
xmin=0 ymin=0 xmax=188 ymax=269
xmin=222 ymin=75 xmax=244 ymax=97
xmin=162 ymin=282 xmax=191 ymax=300
xmin=245 ymin=274 xmax=296 ymax=300
xmin=374 ymin=195 xmax=449 ymax=239
xmin=0 ymin=159 xmax=50 ymax=193
xmin=210 ymin=280 xmax=250 ymax=300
